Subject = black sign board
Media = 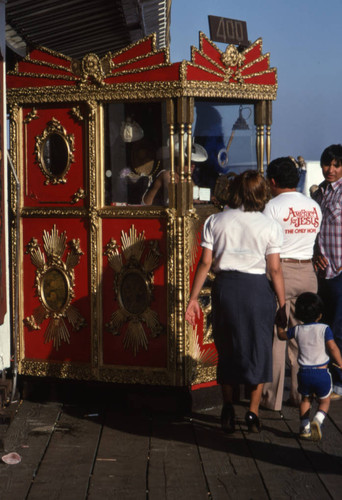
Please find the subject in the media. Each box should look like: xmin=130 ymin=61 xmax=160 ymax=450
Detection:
xmin=209 ymin=15 xmax=249 ymax=47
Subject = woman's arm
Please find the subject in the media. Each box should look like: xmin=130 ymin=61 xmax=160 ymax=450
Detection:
xmin=185 ymin=247 xmax=213 ymax=326
xmin=266 ymin=253 xmax=285 ymax=308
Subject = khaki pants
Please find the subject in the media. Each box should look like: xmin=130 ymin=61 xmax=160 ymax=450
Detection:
xmin=262 ymin=261 xmax=318 ymax=411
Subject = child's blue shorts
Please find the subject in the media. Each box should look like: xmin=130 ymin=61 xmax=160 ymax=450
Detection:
xmin=297 ymin=367 xmax=332 ymax=399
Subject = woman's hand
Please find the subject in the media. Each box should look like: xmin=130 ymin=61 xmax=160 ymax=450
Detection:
xmin=185 ymin=298 xmax=201 ymax=326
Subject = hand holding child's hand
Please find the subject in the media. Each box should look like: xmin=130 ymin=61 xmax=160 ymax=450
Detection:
xmin=275 ymin=305 xmax=287 ymax=329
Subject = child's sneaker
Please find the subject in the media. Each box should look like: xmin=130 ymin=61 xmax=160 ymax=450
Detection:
xmin=310 ymin=419 xmax=322 ymax=441
xmin=299 ymin=424 xmax=311 ymax=439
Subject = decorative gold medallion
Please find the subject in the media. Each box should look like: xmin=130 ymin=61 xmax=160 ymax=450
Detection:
xmin=35 ymin=117 xmax=75 ymax=185
xmin=24 ymin=225 xmax=86 ymax=349
xmin=104 ymin=225 xmax=164 ymax=356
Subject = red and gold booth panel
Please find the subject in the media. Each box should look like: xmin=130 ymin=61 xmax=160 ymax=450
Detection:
xmin=102 ymin=218 xmax=167 ymax=368
xmin=22 ymin=105 xmax=87 ymax=207
xmin=189 ymin=224 xmax=217 ymax=374
xmin=22 ymin=218 xmax=91 ymax=363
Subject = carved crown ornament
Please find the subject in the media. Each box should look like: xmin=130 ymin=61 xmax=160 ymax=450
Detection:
xmin=6 ymin=33 xmax=277 ymax=101
xmin=35 ymin=117 xmax=75 ymax=185
xmin=24 ymin=225 xmax=86 ymax=350
xmin=71 ymin=53 xmax=113 ymax=85
xmin=104 ymin=225 xmax=164 ymax=356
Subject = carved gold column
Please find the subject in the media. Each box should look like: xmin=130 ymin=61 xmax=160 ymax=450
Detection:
xmin=186 ymin=97 xmax=194 ymax=209
xmin=166 ymin=99 xmax=175 ymax=207
xmin=254 ymin=101 xmax=266 ymax=174
xmin=87 ymin=100 xmax=100 ymax=377
xmin=266 ymin=101 xmax=272 ymax=167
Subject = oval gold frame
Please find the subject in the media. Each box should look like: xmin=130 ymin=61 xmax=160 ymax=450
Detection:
xmin=117 ymin=268 xmax=151 ymax=316
xmin=39 ymin=266 xmax=72 ymax=314
xmin=35 ymin=117 xmax=75 ymax=185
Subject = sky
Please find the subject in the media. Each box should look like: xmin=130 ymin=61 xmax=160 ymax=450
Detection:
xmin=169 ymin=0 xmax=342 ymax=162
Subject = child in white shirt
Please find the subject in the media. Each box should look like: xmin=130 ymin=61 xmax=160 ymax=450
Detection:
xmin=278 ymin=292 xmax=342 ymax=440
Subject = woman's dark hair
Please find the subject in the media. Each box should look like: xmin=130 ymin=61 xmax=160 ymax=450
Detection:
xmin=294 ymin=292 xmax=324 ymax=323
xmin=226 ymin=170 xmax=270 ymax=212
xmin=266 ymin=157 xmax=300 ymax=188
xmin=320 ymin=144 xmax=342 ymax=167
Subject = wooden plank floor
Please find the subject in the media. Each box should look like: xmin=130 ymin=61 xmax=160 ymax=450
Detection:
xmin=0 ymin=395 xmax=341 ymax=499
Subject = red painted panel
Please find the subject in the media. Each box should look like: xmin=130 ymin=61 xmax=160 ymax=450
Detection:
xmin=193 ymin=50 xmax=225 ymax=73
xmin=201 ymin=37 xmax=223 ymax=66
xmin=112 ymin=38 xmax=154 ymax=65
xmin=243 ymin=43 xmax=262 ymax=65
xmin=22 ymin=218 xmax=91 ymax=363
xmin=102 ymin=218 xmax=168 ymax=368
xmin=7 ymin=76 xmax=75 ymax=88
xmin=187 ymin=65 xmax=223 ymax=82
xmin=104 ymin=63 xmax=180 ymax=84
xmin=22 ymin=106 xmax=86 ymax=207
xmin=26 ymin=49 xmax=72 ymax=69
xmin=18 ymin=61 xmax=73 ymax=78
xmin=244 ymin=73 xmax=277 ymax=85
xmin=241 ymin=57 xmax=269 ymax=76
xmin=113 ymin=52 xmax=167 ymax=72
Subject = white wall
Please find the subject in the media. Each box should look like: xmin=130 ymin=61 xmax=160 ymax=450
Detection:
xmin=0 ymin=0 xmax=12 ymax=370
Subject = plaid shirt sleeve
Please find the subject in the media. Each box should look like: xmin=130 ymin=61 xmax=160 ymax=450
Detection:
xmin=315 ymin=178 xmax=342 ymax=279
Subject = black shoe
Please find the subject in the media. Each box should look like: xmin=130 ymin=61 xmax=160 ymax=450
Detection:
xmin=221 ymin=403 xmax=235 ymax=433
xmin=245 ymin=411 xmax=261 ymax=433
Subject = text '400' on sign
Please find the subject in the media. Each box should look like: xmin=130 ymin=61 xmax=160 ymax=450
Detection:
xmin=209 ymin=15 xmax=248 ymax=47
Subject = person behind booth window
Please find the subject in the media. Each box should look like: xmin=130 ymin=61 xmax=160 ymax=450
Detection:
xmin=261 ymin=157 xmax=322 ymax=411
xmin=312 ymin=144 xmax=342 ymax=400
xmin=185 ymin=170 xmax=286 ymax=434
xmin=141 ymin=135 xmax=208 ymax=206
xmin=277 ymin=292 xmax=342 ymax=441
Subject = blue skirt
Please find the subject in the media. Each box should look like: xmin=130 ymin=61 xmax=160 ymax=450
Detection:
xmin=212 ymin=271 xmax=276 ymax=385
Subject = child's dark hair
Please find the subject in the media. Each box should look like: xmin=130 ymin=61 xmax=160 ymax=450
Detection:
xmin=295 ymin=292 xmax=324 ymax=323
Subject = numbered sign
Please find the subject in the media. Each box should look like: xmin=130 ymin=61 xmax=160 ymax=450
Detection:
xmin=209 ymin=15 xmax=248 ymax=47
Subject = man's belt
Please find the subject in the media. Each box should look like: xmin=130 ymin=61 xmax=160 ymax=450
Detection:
xmin=280 ymin=258 xmax=312 ymax=264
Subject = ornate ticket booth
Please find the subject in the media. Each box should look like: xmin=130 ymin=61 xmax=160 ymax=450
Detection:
xmin=7 ymin=33 xmax=277 ymax=395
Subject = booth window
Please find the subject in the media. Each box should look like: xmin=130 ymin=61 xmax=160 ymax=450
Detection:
xmin=193 ymin=100 xmax=257 ymax=201
xmin=104 ymin=101 xmax=168 ymax=206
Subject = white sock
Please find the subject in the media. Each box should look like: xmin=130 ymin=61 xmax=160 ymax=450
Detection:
xmin=314 ymin=410 xmax=326 ymax=426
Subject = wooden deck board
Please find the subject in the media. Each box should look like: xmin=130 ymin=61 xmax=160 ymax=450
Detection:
xmin=26 ymin=405 xmax=103 ymax=500
xmin=281 ymin=401 xmax=342 ymax=499
xmin=148 ymin=415 xmax=210 ymax=500
xmin=192 ymin=405 xmax=269 ymax=499
xmin=0 ymin=400 xmax=62 ymax=499
xmin=0 ymin=395 xmax=341 ymax=499
xmin=87 ymin=409 xmax=150 ymax=500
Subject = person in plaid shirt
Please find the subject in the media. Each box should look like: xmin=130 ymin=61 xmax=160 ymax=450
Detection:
xmin=313 ymin=144 xmax=342 ymax=399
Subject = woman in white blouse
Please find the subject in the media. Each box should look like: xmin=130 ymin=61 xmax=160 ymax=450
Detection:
xmin=185 ymin=170 xmax=286 ymax=433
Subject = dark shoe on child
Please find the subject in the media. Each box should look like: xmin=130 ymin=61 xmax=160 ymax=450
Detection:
xmin=221 ymin=403 xmax=235 ymax=433
xmin=245 ymin=411 xmax=261 ymax=433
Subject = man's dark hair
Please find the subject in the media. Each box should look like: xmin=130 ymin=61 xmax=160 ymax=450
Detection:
xmin=320 ymin=144 xmax=342 ymax=167
xmin=266 ymin=157 xmax=300 ymax=188
xmin=295 ymin=292 xmax=324 ymax=323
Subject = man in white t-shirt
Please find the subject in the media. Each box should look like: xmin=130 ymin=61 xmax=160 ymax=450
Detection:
xmin=262 ymin=157 xmax=322 ymax=410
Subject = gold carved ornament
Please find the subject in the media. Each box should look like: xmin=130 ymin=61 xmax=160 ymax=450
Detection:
xmin=104 ymin=225 xmax=164 ymax=356
xmin=188 ymin=324 xmax=218 ymax=382
xmin=24 ymin=225 xmax=86 ymax=350
xmin=35 ymin=117 xmax=75 ymax=185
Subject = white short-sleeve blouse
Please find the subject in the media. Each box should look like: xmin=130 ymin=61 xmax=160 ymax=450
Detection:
xmin=201 ymin=207 xmax=283 ymax=274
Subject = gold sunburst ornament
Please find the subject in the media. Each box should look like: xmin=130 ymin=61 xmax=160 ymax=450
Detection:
xmin=104 ymin=225 xmax=164 ymax=356
xmin=24 ymin=225 xmax=86 ymax=350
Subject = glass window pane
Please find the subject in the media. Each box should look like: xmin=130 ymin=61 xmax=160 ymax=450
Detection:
xmin=104 ymin=101 xmax=169 ymax=206
xmin=193 ymin=100 xmax=256 ymax=201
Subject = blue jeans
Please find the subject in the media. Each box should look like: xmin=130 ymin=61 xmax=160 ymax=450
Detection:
xmin=319 ymin=273 xmax=342 ymax=394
